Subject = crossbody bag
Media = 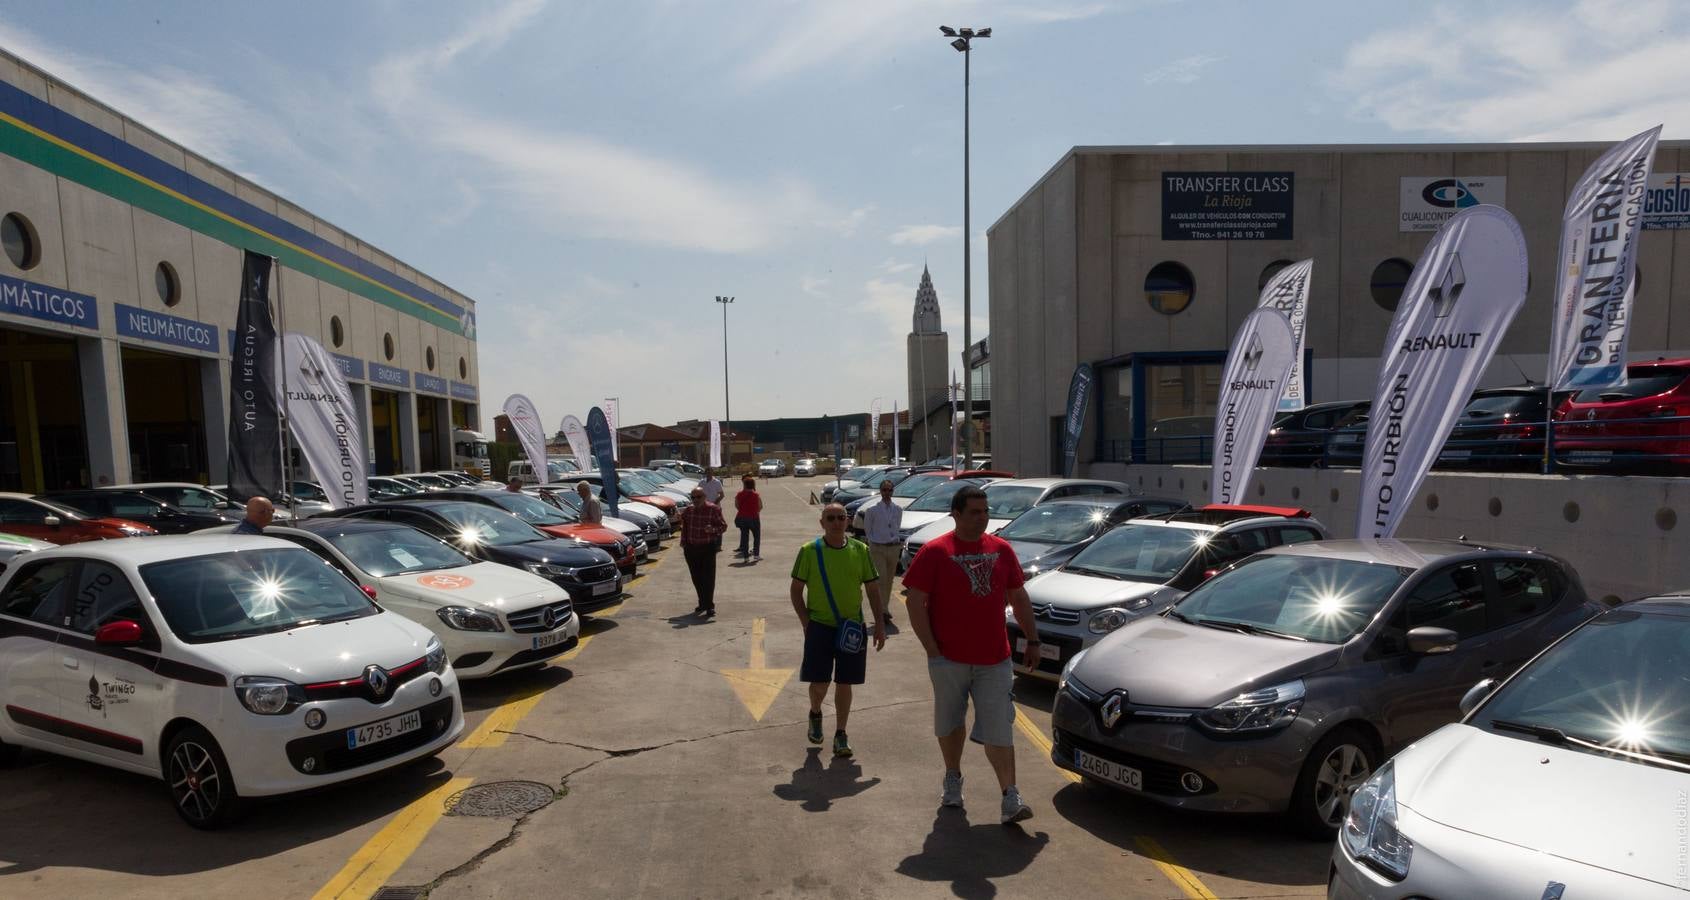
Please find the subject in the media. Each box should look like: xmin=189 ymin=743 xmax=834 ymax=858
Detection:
xmin=812 ymin=538 xmax=867 ymax=654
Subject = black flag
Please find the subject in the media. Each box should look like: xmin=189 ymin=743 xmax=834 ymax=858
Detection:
xmin=227 ymin=251 xmax=282 ymax=500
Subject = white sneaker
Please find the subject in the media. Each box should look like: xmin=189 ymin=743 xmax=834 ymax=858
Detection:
xmin=1000 ymin=786 xmax=1032 ymax=824
xmin=941 ymin=771 xmax=964 ymax=808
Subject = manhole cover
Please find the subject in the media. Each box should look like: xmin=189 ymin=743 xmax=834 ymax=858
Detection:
xmin=444 ymin=781 xmax=556 ymax=817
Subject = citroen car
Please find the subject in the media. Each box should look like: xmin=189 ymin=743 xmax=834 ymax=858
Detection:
xmin=793 ymin=458 xmax=817 ymax=477
xmin=999 ymin=494 xmax=1190 ymax=580
xmin=901 ymin=478 xmax=1124 ymax=570
xmin=0 ymin=492 xmax=157 ymax=543
xmin=0 ymin=536 xmax=462 ymax=828
xmin=532 ymin=486 xmax=662 ymax=554
xmin=104 ymin=482 xmax=266 ymax=523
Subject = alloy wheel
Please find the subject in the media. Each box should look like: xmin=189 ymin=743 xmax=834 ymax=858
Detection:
xmin=169 ymin=740 xmax=223 ymax=824
xmin=1312 ymin=742 xmax=1371 ymax=826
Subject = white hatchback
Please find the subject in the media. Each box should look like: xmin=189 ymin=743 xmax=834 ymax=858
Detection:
xmin=0 ymin=535 xmax=462 ymax=828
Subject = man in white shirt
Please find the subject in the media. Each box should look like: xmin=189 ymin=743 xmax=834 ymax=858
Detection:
xmin=699 ymin=470 xmax=724 ymax=504
xmin=861 ymin=479 xmax=904 ymax=628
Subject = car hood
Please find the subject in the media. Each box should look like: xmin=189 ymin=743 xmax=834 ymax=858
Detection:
xmin=1025 ymin=570 xmax=1178 ymax=611
xmin=1005 ymin=539 xmax=1082 ymax=572
xmin=906 ymin=517 xmax=1012 ymax=544
xmin=89 ymin=516 xmax=157 ymax=534
xmin=178 ymin=610 xmax=435 ymax=682
xmin=377 ymin=561 xmax=562 ymax=613
xmin=484 ymin=539 xmax=613 ymax=567
xmin=1074 ymin=617 xmax=1339 ymax=707
xmin=1396 ymin=724 xmax=1690 ymax=891
xmin=610 ymin=501 xmax=663 ymax=522
xmin=599 ymin=517 xmax=641 ymax=537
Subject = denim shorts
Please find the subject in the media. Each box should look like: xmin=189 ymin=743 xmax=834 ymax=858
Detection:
xmin=926 ymin=657 xmax=1014 ymax=747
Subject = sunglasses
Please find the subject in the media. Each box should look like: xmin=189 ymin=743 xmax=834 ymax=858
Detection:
xmin=822 ymin=514 xmax=848 ymax=522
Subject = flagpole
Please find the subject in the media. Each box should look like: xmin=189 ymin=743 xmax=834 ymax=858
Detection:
xmin=273 ymin=257 xmax=297 ymax=520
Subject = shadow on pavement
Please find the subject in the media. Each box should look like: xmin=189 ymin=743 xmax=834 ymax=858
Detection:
xmin=459 ymin=664 xmax=575 ymax=713
xmin=1049 ymin=781 xmax=1328 ymax=889
xmin=771 ymin=747 xmax=882 ymax=812
xmin=895 ymin=807 xmax=1049 ymax=899
xmin=1010 ymin=676 xmax=1057 ymax=714
xmin=665 ymin=613 xmax=716 ymax=629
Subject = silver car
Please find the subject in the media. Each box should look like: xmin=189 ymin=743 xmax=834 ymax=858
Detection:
xmin=1331 ymin=593 xmax=1690 ymax=898
xmin=1052 ymin=539 xmax=1600 ymax=835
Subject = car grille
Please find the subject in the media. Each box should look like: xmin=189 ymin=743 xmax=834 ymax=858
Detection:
xmin=285 ymin=697 xmax=455 ymax=775
xmin=506 ymin=598 xmax=576 ymax=634
xmin=301 ymin=655 xmax=429 ymax=703
xmin=493 ymin=636 xmax=580 ymax=672
xmin=572 ymin=563 xmax=617 ymax=584
xmin=1031 ymin=601 xmax=1081 ymax=625
xmin=1054 ymin=728 xmax=1217 ymax=797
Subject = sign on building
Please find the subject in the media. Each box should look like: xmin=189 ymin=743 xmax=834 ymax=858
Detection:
xmin=1161 ymin=172 xmax=1294 ymax=240
xmin=1643 ymin=173 xmax=1690 ymax=230
xmin=1399 ymin=177 xmax=1507 ymax=232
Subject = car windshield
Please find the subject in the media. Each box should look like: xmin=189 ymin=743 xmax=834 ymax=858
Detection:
xmin=621 ymin=472 xmax=664 ymax=493
xmin=33 ymin=497 xmax=90 ymax=519
xmin=435 ymin=503 xmax=547 ymax=547
xmin=894 ymin=473 xmax=949 ymax=499
xmin=1573 ymin=367 xmax=1690 ymax=403
xmin=327 ymin=527 xmax=473 ymax=576
xmin=142 ymin=547 xmax=378 ymax=643
xmin=1066 ymin=523 xmax=1205 ymax=582
xmin=1462 ymin=394 xmax=1544 ymax=419
xmin=371 ymin=478 xmax=420 ymax=495
xmin=841 ymin=467 xmax=877 ymax=482
xmin=1170 ymin=554 xmax=1410 ymax=643
xmin=998 ymin=504 xmax=1108 ymax=544
xmin=154 ymin=487 xmax=228 ymax=510
xmin=1475 ymin=608 xmax=1690 ymax=766
xmin=908 ymin=479 xmax=977 ymax=512
xmin=489 ymin=491 xmax=571 ymax=526
xmin=983 ymin=484 xmax=1044 ymax=519
xmin=290 ymin=481 xmax=330 ymax=502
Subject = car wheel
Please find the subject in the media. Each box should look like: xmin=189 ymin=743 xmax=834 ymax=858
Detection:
xmin=0 ymin=738 xmax=19 ymax=767
xmin=165 ymin=725 xmax=243 ymax=829
xmin=1289 ymin=727 xmax=1375 ymax=839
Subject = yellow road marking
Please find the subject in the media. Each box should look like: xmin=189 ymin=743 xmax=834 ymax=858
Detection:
xmin=460 ymin=608 xmax=618 ymax=749
xmin=1013 ymin=707 xmax=1079 ymax=784
xmin=719 ymin=616 xmax=794 ymax=721
xmin=311 ymin=776 xmax=473 ymax=900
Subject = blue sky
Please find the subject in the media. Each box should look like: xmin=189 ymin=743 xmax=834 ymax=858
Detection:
xmin=1 ymin=0 xmax=1684 ymax=425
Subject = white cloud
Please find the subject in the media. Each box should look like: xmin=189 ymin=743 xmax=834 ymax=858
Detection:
xmin=1142 ymin=53 xmax=1223 ymax=85
xmin=828 ymin=205 xmax=875 ymax=237
xmin=801 ymin=275 xmax=830 ymax=297
xmin=1331 ymin=0 xmax=1690 ymax=140
xmin=890 ymin=224 xmax=963 ymax=246
xmin=879 ymin=258 xmax=917 ymax=274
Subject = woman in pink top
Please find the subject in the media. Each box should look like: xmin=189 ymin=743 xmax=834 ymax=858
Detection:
xmin=733 ymin=476 xmax=763 ymax=561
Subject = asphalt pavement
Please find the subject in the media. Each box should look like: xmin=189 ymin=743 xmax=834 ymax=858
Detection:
xmin=0 ymin=479 xmax=1332 ymax=899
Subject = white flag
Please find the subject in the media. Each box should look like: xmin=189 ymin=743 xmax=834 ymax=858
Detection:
xmin=709 ymin=420 xmax=722 ymax=468
xmin=1211 ymin=309 xmax=1296 ymax=505
xmin=560 ymin=414 xmax=590 ymax=473
xmin=602 ymin=398 xmax=619 ymax=463
xmin=277 ymin=333 xmax=367 ymax=508
xmin=893 ymin=402 xmax=900 ymax=461
xmin=1256 ymin=259 xmax=1314 ymax=411
xmin=502 ymin=393 xmax=549 ymax=484
xmin=1548 ymin=125 xmax=1661 ymax=391
xmin=869 ymin=399 xmax=883 ymax=445
xmin=1358 ymin=205 xmax=1529 ymax=538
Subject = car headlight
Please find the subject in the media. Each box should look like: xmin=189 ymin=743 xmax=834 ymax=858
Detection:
xmin=1342 ymin=763 xmax=1413 ymax=880
xmin=425 ymin=636 xmax=449 ymax=674
xmin=525 ymin=562 xmax=567 ymax=578
xmin=234 ymin=675 xmax=305 ymax=715
xmin=1059 ymin=648 xmax=1089 ymax=694
xmin=437 ymin=606 xmax=504 ymax=632
xmin=1087 ymin=607 xmax=1133 ymax=634
xmin=1196 ymin=679 xmax=1306 ymax=733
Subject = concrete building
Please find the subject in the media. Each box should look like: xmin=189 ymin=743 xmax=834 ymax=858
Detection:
xmin=987 ymin=141 xmax=1690 ymax=476
xmin=905 ymin=265 xmax=951 ymax=461
xmin=0 ymin=49 xmax=480 ymax=492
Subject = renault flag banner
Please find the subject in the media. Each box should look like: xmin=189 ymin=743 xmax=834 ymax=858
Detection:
xmin=227 ymin=251 xmax=282 ymax=500
xmin=1060 ymin=363 xmax=1096 ymax=478
xmin=1211 ymin=309 xmax=1296 ymax=504
xmin=603 ymin=398 xmax=620 ymax=463
xmin=586 ymin=406 xmax=619 ymax=518
xmin=1358 ymin=205 xmax=1529 ymax=539
xmin=709 ymin=419 xmax=722 ymax=468
xmin=892 ymin=401 xmax=900 ymax=461
xmin=277 ymin=333 xmax=367 ymax=508
xmin=1548 ymin=125 xmax=1661 ymax=392
xmin=560 ymin=414 xmax=591 ymax=473
xmin=1257 ymin=259 xmax=1314 ymax=411
xmin=502 ymin=394 xmax=549 ymax=484
xmin=869 ymin=399 xmax=883 ymax=445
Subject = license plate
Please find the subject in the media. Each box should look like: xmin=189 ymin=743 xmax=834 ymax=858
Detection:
xmin=1568 ymin=450 xmax=1612 ymax=463
xmin=1438 ymin=449 xmax=1470 ymax=461
xmin=346 ymin=710 xmax=422 ymax=749
xmin=532 ymin=628 xmax=572 ymax=650
xmin=1015 ymin=637 xmax=1062 ymax=661
xmin=1074 ymin=748 xmax=1143 ymax=791
xmin=592 ymin=580 xmax=618 ymax=596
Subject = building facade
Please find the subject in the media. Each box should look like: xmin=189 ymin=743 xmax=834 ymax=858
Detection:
xmin=988 ymin=141 xmax=1690 ymax=475
xmin=0 ymin=49 xmax=480 ymax=492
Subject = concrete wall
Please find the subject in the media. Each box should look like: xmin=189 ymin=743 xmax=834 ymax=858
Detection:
xmin=1089 ymin=462 xmax=1688 ymax=603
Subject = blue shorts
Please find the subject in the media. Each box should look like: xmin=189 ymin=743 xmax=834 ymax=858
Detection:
xmin=800 ymin=621 xmax=867 ymax=685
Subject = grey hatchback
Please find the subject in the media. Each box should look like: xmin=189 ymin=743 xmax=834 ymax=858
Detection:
xmin=1050 ymin=538 xmax=1601 ymax=836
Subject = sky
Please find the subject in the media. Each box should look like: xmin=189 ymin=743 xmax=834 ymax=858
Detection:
xmin=1 ymin=0 xmax=1686 ymax=425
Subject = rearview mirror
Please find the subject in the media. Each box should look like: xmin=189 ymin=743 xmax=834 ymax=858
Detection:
xmin=1407 ymin=626 xmax=1459 ymax=655
xmin=43 ymin=515 xmax=60 ymax=527
xmin=95 ymin=620 xmax=144 ymax=647
xmin=1459 ymin=678 xmax=1497 ymax=716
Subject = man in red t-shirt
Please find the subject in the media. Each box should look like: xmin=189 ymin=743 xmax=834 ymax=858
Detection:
xmin=903 ymin=485 xmax=1041 ymax=825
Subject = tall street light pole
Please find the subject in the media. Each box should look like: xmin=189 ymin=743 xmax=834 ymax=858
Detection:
xmin=940 ymin=24 xmax=988 ymax=469
xmin=715 ymin=295 xmax=734 ymax=467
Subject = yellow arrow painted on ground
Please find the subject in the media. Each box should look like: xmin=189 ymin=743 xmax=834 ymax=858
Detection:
xmin=719 ymin=617 xmax=794 ymax=721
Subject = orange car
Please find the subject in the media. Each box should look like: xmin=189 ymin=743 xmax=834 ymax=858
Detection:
xmin=0 ymin=493 xmax=156 ymax=543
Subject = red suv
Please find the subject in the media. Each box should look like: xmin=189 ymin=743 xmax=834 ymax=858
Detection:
xmin=0 ymin=493 xmax=157 ymax=543
xmin=1553 ymin=358 xmax=1690 ymax=471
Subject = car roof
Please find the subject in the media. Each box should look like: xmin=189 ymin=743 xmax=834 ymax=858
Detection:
xmin=285 ymin=518 xmax=412 ymax=537
xmin=1622 ymin=595 xmax=1690 ymax=615
xmin=17 ymin=533 xmax=299 ymax=566
xmin=1262 ymin=537 xmax=1547 ymax=568
xmin=1137 ymin=504 xmax=1314 ymax=529
xmin=987 ymin=477 xmax=1120 ymax=490
xmin=105 ymin=482 xmax=211 ymax=489
xmin=1042 ymin=494 xmax=1185 ymax=510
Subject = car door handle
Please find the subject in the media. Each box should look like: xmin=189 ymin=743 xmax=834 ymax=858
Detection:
xmin=62 ymin=656 xmax=79 ymax=670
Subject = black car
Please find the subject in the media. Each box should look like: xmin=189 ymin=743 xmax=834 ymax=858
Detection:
xmin=389 ymin=489 xmax=637 ymax=577
xmin=324 ymin=500 xmax=624 ymax=612
xmin=997 ymin=494 xmax=1189 ymax=578
xmin=1325 ymin=388 xmax=1548 ymax=470
xmin=44 ymin=489 xmax=233 ymax=533
xmin=1259 ymin=401 xmax=1368 ymax=467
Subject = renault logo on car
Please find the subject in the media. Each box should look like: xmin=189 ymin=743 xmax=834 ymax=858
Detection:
xmin=1100 ymin=692 xmax=1126 ymax=729
xmin=365 ymin=665 xmax=390 ymax=697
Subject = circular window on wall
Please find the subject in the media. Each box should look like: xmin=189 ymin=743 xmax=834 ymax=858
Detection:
xmin=155 ymin=261 xmax=181 ymax=307
xmin=1370 ymin=258 xmax=1414 ymax=311
xmin=383 ymin=333 xmax=395 ymax=361
xmin=1258 ymin=259 xmax=1293 ymax=292
xmin=1144 ymin=261 xmax=1195 ymax=315
xmin=329 ymin=316 xmax=345 ymax=348
xmin=458 ymin=357 xmax=468 ymax=379
xmin=2 ymin=212 xmax=40 ymax=270
xmin=425 ymin=347 xmax=436 ymax=371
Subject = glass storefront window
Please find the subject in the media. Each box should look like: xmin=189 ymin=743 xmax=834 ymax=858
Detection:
xmin=1143 ymin=362 xmax=1221 ymax=463
xmin=1098 ymin=364 xmax=1132 ymax=463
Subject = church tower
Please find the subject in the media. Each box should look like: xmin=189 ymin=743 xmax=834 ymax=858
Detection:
xmin=906 ymin=265 xmax=950 ymax=461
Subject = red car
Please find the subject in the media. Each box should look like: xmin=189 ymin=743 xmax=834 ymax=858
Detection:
xmin=1553 ymin=358 xmax=1690 ymax=471
xmin=0 ymin=493 xmax=156 ymax=543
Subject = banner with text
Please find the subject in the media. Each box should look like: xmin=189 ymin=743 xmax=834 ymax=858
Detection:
xmin=892 ymin=402 xmax=900 ymax=461
xmin=502 ymin=393 xmax=550 ymax=485
xmin=1548 ymin=125 xmax=1661 ymax=392
xmin=560 ymin=415 xmax=591 ymax=474
xmin=586 ymin=407 xmax=619 ymax=518
xmin=603 ymin=398 xmax=620 ymax=463
xmin=1060 ymin=363 xmax=1096 ymax=478
xmin=869 ymin=399 xmax=883 ymax=446
xmin=227 ymin=252 xmax=282 ymax=501
xmin=278 ymin=333 xmax=367 ymax=508
xmin=709 ymin=419 xmax=722 ymax=468
xmin=1256 ymin=259 xmax=1314 ymax=411
xmin=1211 ymin=309 xmax=1296 ymax=504
xmin=1399 ymin=176 xmax=1506 ymax=232
xmin=1358 ymin=205 xmax=1529 ymax=538
xmin=1162 ymin=172 xmax=1294 ymax=240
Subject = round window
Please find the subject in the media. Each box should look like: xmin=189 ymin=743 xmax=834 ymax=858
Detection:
xmin=2 ymin=212 xmax=40 ymax=270
xmin=1370 ymin=258 xmax=1414 ymax=312
xmin=1144 ymin=261 xmax=1195 ymax=315
xmin=425 ymin=347 xmax=436 ymax=371
xmin=155 ymin=261 xmax=181 ymax=307
xmin=383 ymin=333 xmax=395 ymax=361
xmin=330 ymin=316 xmax=345 ymax=348
xmin=1258 ymin=259 xmax=1293 ymax=292
xmin=458 ymin=357 xmax=468 ymax=379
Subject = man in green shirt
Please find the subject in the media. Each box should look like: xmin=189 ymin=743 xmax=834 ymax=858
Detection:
xmin=790 ymin=502 xmax=887 ymax=757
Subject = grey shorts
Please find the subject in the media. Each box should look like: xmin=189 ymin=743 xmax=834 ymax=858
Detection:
xmin=926 ymin=657 xmax=1015 ymax=747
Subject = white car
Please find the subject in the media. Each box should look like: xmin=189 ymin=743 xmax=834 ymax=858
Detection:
xmin=0 ymin=535 xmax=462 ymax=828
xmin=219 ymin=520 xmax=581 ymax=679
xmin=0 ymin=532 xmax=53 ymax=563
xmin=837 ymin=458 xmax=858 ymax=469
xmin=899 ymin=477 xmax=1119 ymax=568
xmin=210 ymin=484 xmax=332 ymax=520
xmin=793 ymin=459 xmax=817 ymax=477
xmin=757 ymin=459 xmax=787 ymax=477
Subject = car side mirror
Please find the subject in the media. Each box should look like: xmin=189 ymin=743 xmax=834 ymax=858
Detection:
xmin=95 ymin=620 xmax=144 ymax=646
xmin=43 ymin=515 xmax=61 ymax=527
xmin=1407 ymin=626 xmax=1459 ymax=655
xmin=1459 ymin=678 xmax=1497 ymax=716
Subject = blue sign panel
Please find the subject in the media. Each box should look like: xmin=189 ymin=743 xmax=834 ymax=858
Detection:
xmin=0 ymin=274 xmax=98 ymax=330
xmin=115 ymin=303 xmax=218 ymax=353
xmin=450 ymin=381 xmax=478 ymax=401
xmin=368 ymin=362 xmax=409 ymax=389
xmin=415 ymin=373 xmax=448 ymax=395
xmin=331 ymin=353 xmax=366 ymax=381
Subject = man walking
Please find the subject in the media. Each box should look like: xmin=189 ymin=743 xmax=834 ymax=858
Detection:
xmin=903 ymin=485 xmax=1041 ymax=824
xmin=791 ymin=502 xmax=885 ymax=758
xmin=699 ymin=469 xmax=724 ymax=504
xmin=233 ymin=496 xmax=274 ymax=535
xmin=861 ymin=479 xmax=903 ymax=629
xmin=679 ymin=486 xmax=727 ymax=617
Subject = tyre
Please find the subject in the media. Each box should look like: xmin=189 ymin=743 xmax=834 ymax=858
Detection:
xmin=164 ymin=725 xmax=243 ymax=829
xmin=1288 ymin=726 xmax=1376 ymax=839
xmin=0 ymin=738 xmax=19 ymax=767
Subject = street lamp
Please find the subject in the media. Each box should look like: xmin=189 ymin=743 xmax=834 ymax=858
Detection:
xmin=938 ymin=24 xmax=989 ymax=469
xmin=715 ymin=295 xmax=733 ymax=467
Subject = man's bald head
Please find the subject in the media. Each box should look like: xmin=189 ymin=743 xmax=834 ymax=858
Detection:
xmin=245 ymin=496 xmax=275 ymax=529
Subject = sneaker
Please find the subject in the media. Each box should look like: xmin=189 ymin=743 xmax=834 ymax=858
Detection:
xmin=701 ymin=608 xmax=716 ymax=619
xmin=833 ymin=731 xmax=853 ymax=758
xmin=807 ymin=711 xmax=824 ymax=745
xmin=751 ymin=554 xmax=761 ymax=562
xmin=940 ymin=771 xmax=964 ymax=808
xmin=1000 ymin=786 xmax=1033 ymax=824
